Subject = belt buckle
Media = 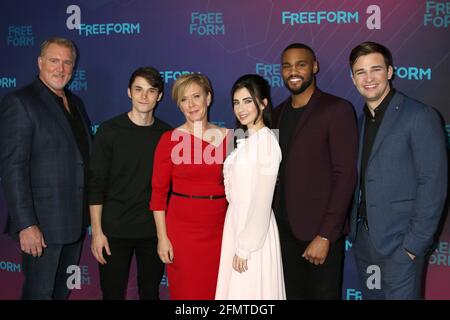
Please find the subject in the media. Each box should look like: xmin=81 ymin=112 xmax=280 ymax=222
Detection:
xmin=209 ymin=195 xmax=213 ymax=200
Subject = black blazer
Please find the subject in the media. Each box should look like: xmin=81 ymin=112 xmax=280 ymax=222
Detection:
xmin=0 ymin=78 xmax=92 ymax=244
xmin=273 ymin=88 xmax=358 ymax=242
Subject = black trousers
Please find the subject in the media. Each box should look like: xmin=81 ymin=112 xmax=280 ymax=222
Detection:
xmin=21 ymin=237 xmax=84 ymax=300
xmin=99 ymin=237 xmax=164 ymax=300
xmin=277 ymin=218 xmax=344 ymax=300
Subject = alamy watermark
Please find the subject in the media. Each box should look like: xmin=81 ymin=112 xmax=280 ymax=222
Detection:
xmin=170 ymin=123 xmax=280 ymax=175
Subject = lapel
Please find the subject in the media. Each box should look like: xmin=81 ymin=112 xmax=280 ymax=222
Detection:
xmin=291 ymin=88 xmax=322 ymax=142
xmin=357 ymin=116 xmax=365 ymax=174
xmin=367 ymin=91 xmax=404 ymax=165
xmin=32 ymin=79 xmax=79 ymax=147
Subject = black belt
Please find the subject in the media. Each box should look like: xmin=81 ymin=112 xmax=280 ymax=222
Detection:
xmin=172 ymin=191 xmax=226 ymax=200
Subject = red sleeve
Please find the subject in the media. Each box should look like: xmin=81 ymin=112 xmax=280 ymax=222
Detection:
xmin=150 ymin=131 xmax=173 ymax=211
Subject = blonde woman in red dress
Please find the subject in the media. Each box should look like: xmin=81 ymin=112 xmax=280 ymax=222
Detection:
xmin=150 ymin=73 xmax=229 ymax=300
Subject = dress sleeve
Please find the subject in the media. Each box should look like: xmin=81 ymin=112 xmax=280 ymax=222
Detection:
xmin=88 ymin=123 xmax=113 ymax=205
xmin=236 ymin=130 xmax=281 ymax=259
xmin=150 ymin=131 xmax=173 ymax=211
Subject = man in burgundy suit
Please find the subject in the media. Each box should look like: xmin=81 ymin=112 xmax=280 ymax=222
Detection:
xmin=273 ymin=43 xmax=358 ymax=299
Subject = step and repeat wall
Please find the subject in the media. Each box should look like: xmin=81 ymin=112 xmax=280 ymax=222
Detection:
xmin=0 ymin=0 xmax=449 ymax=300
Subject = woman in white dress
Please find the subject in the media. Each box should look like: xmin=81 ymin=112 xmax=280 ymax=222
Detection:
xmin=215 ymin=74 xmax=286 ymax=299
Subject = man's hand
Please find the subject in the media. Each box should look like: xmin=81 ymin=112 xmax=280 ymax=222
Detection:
xmin=91 ymin=232 xmax=111 ymax=264
xmin=19 ymin=225 xmax=47 ymax=257
xmin=302 ymin=235 xmax=330 ymax=265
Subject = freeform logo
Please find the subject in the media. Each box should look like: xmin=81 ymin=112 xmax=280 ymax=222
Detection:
xmin=429 ymin=241 xmax=450 ymax=266
xmin=68 ymin=70 xmax=88 ymax=91
xmin=190 ymin=12 xmax=225 ymax=35
xmin=66 ymin=5 xmax=140 ymax=36
xmin=282 ymin=10 xmax=359 ymax=26
xmin=282 ymin=5 xmax=381 ymax=29
xmin=424 ymin=1 xmax=449 ymax=28
xmin=0 ymin=261 xmax=21 ymax=272
xmin=346 ymin=288 xmax=362 ymax=300
xmin=77 ymin=23 xmax=140 ymax=36
xmin=394 ymin=66 xmax=432 ymax=81
xmin=160 ymin=71 xmax=195 ymax=83
xmin=0 ymin=77 xmax=17 ymax=88
xmin=345 ymin=239 xmax=353 ymax=251
xmin=7 ymin=25 xmax=34 ymax=46
xmin=256 ymin=63 xmax=283 ymax=88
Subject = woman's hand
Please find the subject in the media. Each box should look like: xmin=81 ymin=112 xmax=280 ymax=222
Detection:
xmin=157 ymin=236 xmax=174 ymax=264
xmin=232 ymin=254 xmax=248 ymax=273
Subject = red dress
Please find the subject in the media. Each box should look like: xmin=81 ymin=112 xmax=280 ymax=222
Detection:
xmin=150 ymin=129 xmax=228 ymax=300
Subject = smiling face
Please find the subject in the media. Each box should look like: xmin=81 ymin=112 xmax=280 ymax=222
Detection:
xmin=178 ymin=82 xmax=211 ymax=123
xmin=128 ymin=76 xmax=162 ymax=114
xmin=281 ymin=48 xmax=317 ymax=95
xmin=351 ymin=52 xmax=393 ymax=109
xmin=38 ymin=43 xmax=75 ymax=95
xmin=233 ymin=87 xmax=266 ymax=131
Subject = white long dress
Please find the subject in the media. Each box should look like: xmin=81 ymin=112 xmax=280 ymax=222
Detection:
xmin=215 ymin=127 xmax=286 ymax=300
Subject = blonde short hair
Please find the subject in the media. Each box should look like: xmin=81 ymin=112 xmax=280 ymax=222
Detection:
xmin=171 ymin=73 xmax=213 ymax=105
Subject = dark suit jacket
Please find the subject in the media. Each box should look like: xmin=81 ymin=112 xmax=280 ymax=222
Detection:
xmin=348 ymin=91 xmax=447 ymax=257
xmin=0 ymin=78 xmax=92 ymax=244
xmin=273 ymin=88 xmax=358 ymax=242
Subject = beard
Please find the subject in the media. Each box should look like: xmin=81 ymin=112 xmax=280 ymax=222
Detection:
xmin=284 ymin=74 xmax=314 ymax=95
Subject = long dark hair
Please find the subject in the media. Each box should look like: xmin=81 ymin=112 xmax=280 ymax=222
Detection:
xmin=231 ymin=74 xmax=272 ymax=132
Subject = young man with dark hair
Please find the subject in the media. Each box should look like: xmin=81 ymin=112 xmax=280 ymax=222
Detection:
xmin=348 ymin=41 xmax=447 ymax=299
xmin=88 ymin=67 xmax=171 ymax=300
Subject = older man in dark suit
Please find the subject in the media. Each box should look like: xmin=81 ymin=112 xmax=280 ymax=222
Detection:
xmin=0 ymin=37 xmax=92 ymax=299
xmin=273 ymin=43 xmax=358 ymax=299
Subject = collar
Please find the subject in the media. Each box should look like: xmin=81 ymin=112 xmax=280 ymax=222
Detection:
xmin=363 ymin=88 xmax=396 ymax=119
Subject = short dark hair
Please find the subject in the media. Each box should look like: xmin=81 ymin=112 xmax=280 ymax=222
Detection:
xmin=231 ymin=74 xmax=272 ymax=131
xmin=128 ymin=67 xmax=164 ymax=93
xmin=349 ymin=41 xmax=393 ymax=70
xmin=282 ymin=43 xmax=316 ymax=61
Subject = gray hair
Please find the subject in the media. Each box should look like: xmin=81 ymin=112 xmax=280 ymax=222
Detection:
xmin=40 ymin=37 xmax=77 ymax=61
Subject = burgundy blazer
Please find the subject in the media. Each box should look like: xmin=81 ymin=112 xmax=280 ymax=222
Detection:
xmin=273 ymin=88 xmax=358 ymax=242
